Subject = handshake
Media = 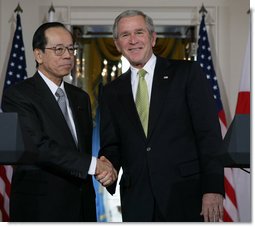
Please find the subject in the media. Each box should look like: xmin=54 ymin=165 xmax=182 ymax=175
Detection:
xmin=95 ymin=156 xmax=117 ymax=187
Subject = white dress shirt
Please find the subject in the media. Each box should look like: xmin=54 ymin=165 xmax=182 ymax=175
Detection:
xmin=130 ymin=54 xmax=156 ymax=102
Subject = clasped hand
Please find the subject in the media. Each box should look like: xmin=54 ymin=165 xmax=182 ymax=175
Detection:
xmin=95 ymin=156 xmax=117 ymax=187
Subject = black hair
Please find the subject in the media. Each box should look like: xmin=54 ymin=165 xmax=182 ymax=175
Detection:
xmin=32 ymin=22 xmax=74 ymax=50
xmin=32 ymin=22 xmax=74 ymax=67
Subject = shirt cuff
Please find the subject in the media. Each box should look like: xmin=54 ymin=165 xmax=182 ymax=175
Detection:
xmin=88 ymin=156 xmax=97 ymax=175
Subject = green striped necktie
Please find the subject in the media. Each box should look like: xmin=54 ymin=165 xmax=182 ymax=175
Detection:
xmin=135 ymin=69 xmax=149 ymax=136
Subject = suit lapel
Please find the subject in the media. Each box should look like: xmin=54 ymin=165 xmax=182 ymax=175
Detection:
xmin=147 ymin=57 xmax=175 ymax=140
xmin=116 ymin=70 xmax=146 ymax=139
xmin=33 ymin=74 xmax=76 ymax=146
xmin=64 ymin=83 xmax=86 ymax=148
xmin=64 ymin=83 xmax=79 ymax=134
xmin=34 ymin=73 xmax=63 ymax=119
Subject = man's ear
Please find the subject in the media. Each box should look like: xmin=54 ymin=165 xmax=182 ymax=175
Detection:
xmin=33 ymin=49 xmax=43 ymax=65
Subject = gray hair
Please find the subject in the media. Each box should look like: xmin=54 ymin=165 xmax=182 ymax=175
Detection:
xmin=112 ymin=10 xmax=155 ymax=39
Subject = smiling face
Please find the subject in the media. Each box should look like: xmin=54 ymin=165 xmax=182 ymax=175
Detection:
xmin=114 ymin=15 xmax=157 ymax=69
xmin=33 ymin=27 xmax=74 ymax=86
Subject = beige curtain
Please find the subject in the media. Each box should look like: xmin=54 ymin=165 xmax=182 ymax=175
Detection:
xmin=75 ymin=37 xmax=187 ymax=120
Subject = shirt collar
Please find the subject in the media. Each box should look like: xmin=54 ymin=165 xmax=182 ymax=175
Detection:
xmin=38 ymin=70 xmax=65 ymax=97
xmin=130 ymin=54 xmax=156 ymax=74
xmin=130 ymin=54 xmax=156 ymax=83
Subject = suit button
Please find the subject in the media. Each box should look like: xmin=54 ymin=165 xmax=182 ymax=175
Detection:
xmin=146 ymin=147 xmax=151 ymax=152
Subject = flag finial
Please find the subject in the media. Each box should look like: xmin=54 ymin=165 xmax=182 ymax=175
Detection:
xmin=14 ymin=3 xmax=23 ymax=13
xmin=48 ymin=3 xmax=55 ymax=13
xmin=48 ymin=3 xmax=56 ymax=22
xmin=199 ymin=4 xmax=207 ymax=15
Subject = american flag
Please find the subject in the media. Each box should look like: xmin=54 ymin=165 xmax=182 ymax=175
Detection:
xmin=0 ymin=13 xmax=27 ymax=222
xmin=197 ymin=14 xmax=239 ymax=222
xmin=3 ymin=13 xmax=27 ymax=89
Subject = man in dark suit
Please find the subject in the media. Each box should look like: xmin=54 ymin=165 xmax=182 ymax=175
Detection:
xmin=97 ymin=10 xmax=225 ymax=222
xmin=1 ymin=22 xmax=116 ymax=221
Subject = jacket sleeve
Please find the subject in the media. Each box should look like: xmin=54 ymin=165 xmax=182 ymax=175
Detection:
xmin=187 ymin=62 xmax=225 ymax=195
xmin=98 ymin=85 xmax=121 ymax=195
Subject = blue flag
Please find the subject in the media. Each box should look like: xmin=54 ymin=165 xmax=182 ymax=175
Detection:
xmin=4 ymin=13 xmax=27 ymax=89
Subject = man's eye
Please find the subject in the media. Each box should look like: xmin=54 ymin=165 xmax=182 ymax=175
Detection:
xmin=120 ymin=33 xmax=129 ymax=38
xmin=136 ymin=31 xmax=144 ymax=35
xmin=56 ymin=47 xmax=64 ymax=52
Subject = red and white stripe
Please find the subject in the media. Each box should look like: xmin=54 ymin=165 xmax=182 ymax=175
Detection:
xmin=219 ymin=116 xmax=239 ymax=221
xmin=218 ymin=108 xmax=239 ymax=222
xmin=223 ymin=168 xmax=239 ymax=221
xmin=0 ymin=165 xmax=12 ymax=221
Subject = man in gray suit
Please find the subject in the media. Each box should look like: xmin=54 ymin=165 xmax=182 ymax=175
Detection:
xmin=2 ymin=22 xmax=117 ymax=221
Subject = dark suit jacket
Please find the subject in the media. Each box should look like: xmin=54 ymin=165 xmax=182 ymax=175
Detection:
xmin=1 ymin=72 xmax=96 ymax=222
xmin=99 ymin=56 xmax=225 ymax=222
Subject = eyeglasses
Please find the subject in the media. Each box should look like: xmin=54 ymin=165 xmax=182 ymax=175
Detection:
xmin=44 ymin=44 xmax=78 ymax=56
